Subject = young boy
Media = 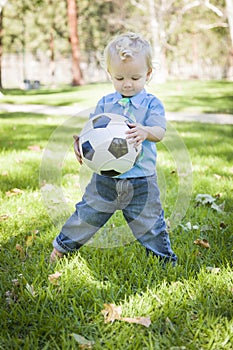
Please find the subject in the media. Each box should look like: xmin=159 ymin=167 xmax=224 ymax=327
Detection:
xmin=50 ymin=32 xmax=177 ymax=265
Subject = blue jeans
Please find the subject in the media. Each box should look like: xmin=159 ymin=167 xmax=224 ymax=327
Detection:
xmin=53 ymin=173 xmax=177 ymax=263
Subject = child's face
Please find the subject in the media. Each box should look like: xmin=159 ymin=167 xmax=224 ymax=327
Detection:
xmin=108 ymin=54 xmax=152 ymax=97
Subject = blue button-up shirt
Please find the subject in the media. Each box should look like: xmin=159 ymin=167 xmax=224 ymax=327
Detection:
xmin=91 ymin=89 xmax=166 ymax=178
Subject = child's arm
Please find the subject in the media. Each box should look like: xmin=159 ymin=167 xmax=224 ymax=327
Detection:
xmin=126 ymin=123 xmax=165 ymax=147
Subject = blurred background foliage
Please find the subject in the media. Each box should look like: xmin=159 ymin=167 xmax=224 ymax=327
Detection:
xmin=0 ymin=0 xmax=232 ymax=87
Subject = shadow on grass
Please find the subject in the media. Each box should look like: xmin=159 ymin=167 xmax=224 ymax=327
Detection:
xmin=0 ymin=83 xmax=109 ymax=106
xmin=0 ymin=158 xmax=42 ymax=192
xmin=158 ymin=80 xmax=233 ymax=114
xmin=165 ymin=95 xmax=233 ymax=114
xmin=0 ymin=112 xmax=51 ymax=120
xmin=0 ymin=82 xmax=105 ymax=96
xmin=165 ymin=122 xmax=233 ymax=162
xmin=0 ymin=124 xmax=56 ymax=151
xmin=1 ymin=86 xmax=79 ymax=96
xmin=0 ymin=115 xmax=83 ymax=152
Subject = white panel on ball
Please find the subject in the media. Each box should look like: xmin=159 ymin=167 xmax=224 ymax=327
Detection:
xmin=79 ymin=113 xmax=142 ymax=177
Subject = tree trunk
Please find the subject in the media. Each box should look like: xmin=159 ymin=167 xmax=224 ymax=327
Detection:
xmin=225 ymin=0 xmax=233 ymax=78
xmin=148 ymin=0 xmax=167 ymax=82
xmin=0 ymin=1 xmax=8 ymax=88
xmin=66 ymin=0 xmax=83 ymax=86
xmin=0 ymin=9 xmax=3 ymax=88
xmin=226 ymin=0 xmax=233 ymax=47
xmin=49 ymin=31 xmax=55 ymax=85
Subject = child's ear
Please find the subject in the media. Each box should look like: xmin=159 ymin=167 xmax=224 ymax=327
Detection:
xmin=107 ymin=70 xmax=112 ymax=81
xmin=146 ymin=68 xmax=152 ymax=81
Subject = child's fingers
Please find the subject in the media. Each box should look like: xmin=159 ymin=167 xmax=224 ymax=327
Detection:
xmin=73 ymin=135 xmax=83 ymax=164
xmin=126 ymin=122 xmax=137 ymax=131
xmin=73 ymin=137 xmax=80 ymax=153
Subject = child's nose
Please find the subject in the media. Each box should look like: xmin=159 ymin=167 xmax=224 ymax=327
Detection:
xmin=123 ymin=80 xmax=132 ymax=87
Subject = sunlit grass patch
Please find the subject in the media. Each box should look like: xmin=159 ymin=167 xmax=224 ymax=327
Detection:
xmin=1 ymin=80 xmax=233 ymax=113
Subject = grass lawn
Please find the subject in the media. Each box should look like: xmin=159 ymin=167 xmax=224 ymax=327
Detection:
xmin=1 ymin=79 xmax=233 ymax=114
xmin=0 ymin=83 xmax=233 ymax=349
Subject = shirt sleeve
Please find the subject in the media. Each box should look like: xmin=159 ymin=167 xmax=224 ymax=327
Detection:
xmin=145 ymin=97 xmax=166 ymax=129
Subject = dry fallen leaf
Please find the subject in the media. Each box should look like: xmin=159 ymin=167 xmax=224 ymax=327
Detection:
xmin=195 ymin=194 xmax=215 ymax=205
xmin=211 ymin=201 xmax=225 ymax=213
xmin=0 ymin=214 xmax=10 ymax=221
xmin=5 ymin=290 xmax=18 ymax=305
xmin=101 ymin=303 xmax=151 ymax=328
xmin=28 ymin=145 xmax=41 ymax=152
xmin=48 ymin=271 xmax=62 ymax=284
xmin=25 ymin=235 xmax=37 ymax=247
xmin=5 ymin=277 xmax=23 ymax=305
xmin=101 ymin=303 xmax=122 ymax=323
xmin=16 ymin=244 xmax=26 ymax=260
xmin=200 ymin=224 xmax=212 ymax=232
xmin=219 ymin=222 xmax=227 ymax=229
xmin=194 ymin=238 xmax=210 ymax=249
xmin=120 ymin=316 xmax=151 ymax=328
xmin=6 ymin=188 xmax=24 ymax=196
xmin=26 ymin=283 xmax=36 ymax=297
xmin=214 ymin=174 xmax=221 ymax=180
xmin=195 ymin=193 xmax=224 ymax=212
xmin=70 ymin=333 xmax=95 ymax=349
xmin=206 ymin=266 xmax=221 ymax=274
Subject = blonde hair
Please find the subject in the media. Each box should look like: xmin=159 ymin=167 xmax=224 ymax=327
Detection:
xmin=104 ymin=32 xmax=153 ymax=71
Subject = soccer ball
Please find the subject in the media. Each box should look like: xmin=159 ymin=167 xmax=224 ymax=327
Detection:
xmin=79 ymin=113 xmax=142 ymax=177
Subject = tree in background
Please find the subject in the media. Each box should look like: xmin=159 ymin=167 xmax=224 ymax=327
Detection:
xmin=0 ymin=0 xmax=232 ymax=88
xmin=1 ymin=0 xmax=51 ymax=85
xmin=143 ymin=0 xmax=229 ymax=80
xmin=226 ymin=0 xmax=233 ymax=47
xmin=0 ymin=0 xmax=8 ymax=88
xmin=67 ymin=0 xmax=83 ymax=85
xmin=0 ymin=7 xmax=3 ymax=88
xmin=33 ymin=0 xmax=68 ymax=85
xmin=78 ymin=0 xmax=138 ymax=68
xmin=225 ymin=0 xmax=233 ymax=77
xmin=1 ymin=0 xmax=75 ymax=86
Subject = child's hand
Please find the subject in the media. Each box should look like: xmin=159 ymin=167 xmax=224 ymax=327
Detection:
xmin=73 ymin=135 xmax=83 ymax=164
xmin=126 ymin=122 xmax=148 ymax=147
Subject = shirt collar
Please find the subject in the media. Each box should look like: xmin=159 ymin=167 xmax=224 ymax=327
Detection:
xmin=112 ymin=89 xmax=147 ymax=109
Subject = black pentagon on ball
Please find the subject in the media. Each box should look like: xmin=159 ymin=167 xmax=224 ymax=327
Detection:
xmin=81 ymin=140 xmax=95 ymax=160
xmin=92 ymin=115 xmax=111 ymax=129
xmin=108 ymin=138 xmax=128 ymax=158
xmin=100 ymin=169 xmax=121 ymax=177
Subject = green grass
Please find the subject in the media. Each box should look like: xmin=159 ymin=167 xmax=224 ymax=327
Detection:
xmin=0 ymin=83 xmax=112 ymax=107
xmin=0 ymin=87 xmax=233 ymax=349
xmin=1 ymin=80 xmax=233 ymax=114
xmin=152 ymin=80 xmax=233 ymax=114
